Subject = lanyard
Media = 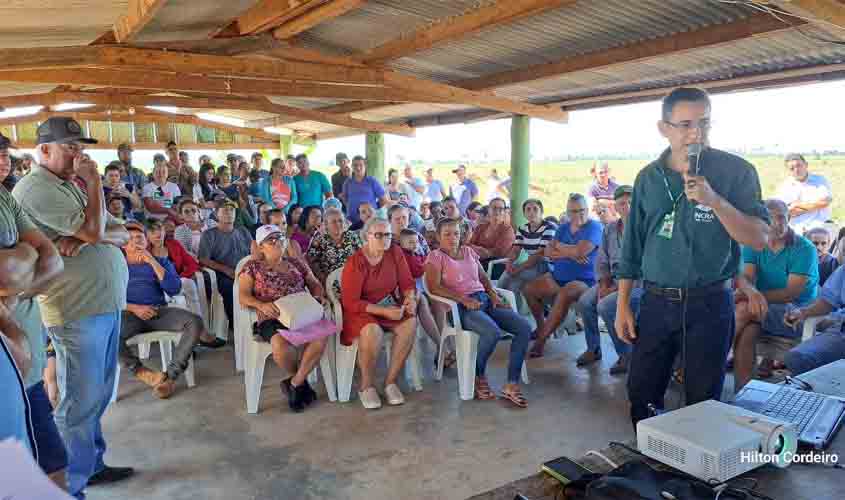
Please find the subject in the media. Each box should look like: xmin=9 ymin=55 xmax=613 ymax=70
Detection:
xmin=661 ymin=168 xmax=685 ymax=212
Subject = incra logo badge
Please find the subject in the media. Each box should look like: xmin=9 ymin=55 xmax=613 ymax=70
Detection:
xmin=694 ymin=204 xmax=715 ymax=223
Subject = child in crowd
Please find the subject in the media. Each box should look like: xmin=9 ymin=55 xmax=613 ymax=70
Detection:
xmin=399 ymin=228 xmax=425 ymax=279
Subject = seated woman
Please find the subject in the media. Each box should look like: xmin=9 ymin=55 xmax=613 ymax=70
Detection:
xmin=173 ymin=199 xmax=215 ymax=257
xmin=466 ymin=197 xmax=516 ymax=277
xmin=286 ymin=204 xmax=303 ymax=238
xmin=498 ymin=199 xmax=557 ymax=305
xmin=267 ymin=208 xmax=305 ymax=262
xmin=349 ymin=202 xmax=375 ymax=233
xmin=238 ymin=225 xmax=329 ymax=413
xmin=341 ymin=218 xmax=417 ymax=410
xmin=307 ymin=207 xmax=363 ymax=285
xmin=291 ymin=205 xmax=323 ymax=251
xmin=256 ymin=158 xmax=298 ymax=212
xmin=425 ymin=218 xmax=533 ymax=408
xmin=146 ymin=219 xmax=225 ymax=349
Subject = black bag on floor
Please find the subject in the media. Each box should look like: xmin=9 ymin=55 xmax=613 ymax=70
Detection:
xmin=583 ymin=460 xmax=719 ymax=500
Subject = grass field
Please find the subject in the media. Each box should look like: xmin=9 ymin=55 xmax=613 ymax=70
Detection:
xmin=344 ymin=155 xmax=845 ymax=223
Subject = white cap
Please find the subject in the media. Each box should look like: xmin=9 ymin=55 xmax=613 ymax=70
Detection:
xmin=255 ymin=224 xmax=283 ymax=245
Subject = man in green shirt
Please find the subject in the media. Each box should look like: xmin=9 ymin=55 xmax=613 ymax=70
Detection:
xmin=615 ymin=88 xmax=770 ymax=426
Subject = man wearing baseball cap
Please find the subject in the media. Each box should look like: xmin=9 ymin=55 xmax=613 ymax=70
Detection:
xmin=448 ymin=164 xmax=478 ymax=216
xmin=331 ymin=152 xmax=350 ymax=202
xmin=12 ymin=117 xmax=134 ymax=495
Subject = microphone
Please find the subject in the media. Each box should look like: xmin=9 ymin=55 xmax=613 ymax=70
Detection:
xmin=687 ymin=143 xmax=703 ymax=176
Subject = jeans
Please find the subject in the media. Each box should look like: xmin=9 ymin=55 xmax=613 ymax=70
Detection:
xmin=215 ymin=271 xmax=235 ymax=325
xmin=48 ymin=311 xmax=121 ymax=499
xmin=785 ymin=330 xmax=845 ymax=375
xmin=497 ymin=260 xmax=548 ymax=309
xmin=458 ymin=291 xmax=533 ymax=383
xmin=119 ymin=307 xmax=203 ymax=381
xmin=575 ymin=286 xmax=642 ymax=358
xmin=627 ymin=289 xmax=734 ymax=426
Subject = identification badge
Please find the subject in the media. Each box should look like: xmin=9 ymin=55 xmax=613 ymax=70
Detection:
xmin=658 ymin=211 xmax=675 ymax=239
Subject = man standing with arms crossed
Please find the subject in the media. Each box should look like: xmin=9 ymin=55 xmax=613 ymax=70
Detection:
xmin=13 ymin=117 xmax=132 ymax=498
xmin=615 ymin=89 xmax=770 ymax=426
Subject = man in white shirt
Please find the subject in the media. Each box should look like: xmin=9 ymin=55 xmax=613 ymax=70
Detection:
xmin=142 ymin=157 xmax=182 ymax=222
xmin=776 ymin=153 xmax=832 ymax=233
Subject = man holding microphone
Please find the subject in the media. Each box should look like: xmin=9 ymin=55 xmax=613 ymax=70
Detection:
xmin=615 ymin=88 xmax=770 ymax=426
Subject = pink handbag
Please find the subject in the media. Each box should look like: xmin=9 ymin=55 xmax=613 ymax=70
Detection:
xmin=277 ymin=319 xmax=337 ymax=346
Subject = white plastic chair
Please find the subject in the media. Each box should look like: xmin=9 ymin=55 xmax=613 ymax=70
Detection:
xmin=802 ymin=315 xmax=823 ymax=342
xmin=424 ymin=282 xmax=529 ymax=400
xmin=326 ymin=267 xmax=424 ymax=403
xmin=485 ymin=258 xmax=509 ymax=286
xmin=234 ymin=257 xmax=337 ymax=414
xmin=137 ymin=294 xmax=191 ymax=360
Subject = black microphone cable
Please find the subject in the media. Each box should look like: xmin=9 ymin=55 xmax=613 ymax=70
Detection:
xmin=680 ymin=146 xmax=704 ymax=409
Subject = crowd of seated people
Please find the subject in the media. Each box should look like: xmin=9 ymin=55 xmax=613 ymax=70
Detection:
xmin=6 ymin=113 xmax=845 ymax=499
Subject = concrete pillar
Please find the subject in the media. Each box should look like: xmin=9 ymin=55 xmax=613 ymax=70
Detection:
xmin=510 ymin=115 xmax=530 ymax=228
xmin=365 ymin=131 xmax=385 ymax=182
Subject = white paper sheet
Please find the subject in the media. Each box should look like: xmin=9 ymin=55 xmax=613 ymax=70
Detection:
xmin=0 ymin=438 xmax=74 ymax=499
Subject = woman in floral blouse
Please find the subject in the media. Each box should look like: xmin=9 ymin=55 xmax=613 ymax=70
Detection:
xmin=306 ymin=207 xmax=363 ymax=285
xmin=238 ymin=225 xmax=327 ymax=413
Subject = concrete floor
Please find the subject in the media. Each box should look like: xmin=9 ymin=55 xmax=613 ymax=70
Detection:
xmin=88 ymin=333 xmax=837 ymax=500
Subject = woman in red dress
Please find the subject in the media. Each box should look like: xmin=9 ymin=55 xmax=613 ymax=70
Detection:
xmin=341 ymin=217 xmax=417 ymax=410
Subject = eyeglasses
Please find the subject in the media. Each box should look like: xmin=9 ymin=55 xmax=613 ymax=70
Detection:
xmin=60 ymin=142 xmax=85 ymax=153
xmin=664 ymin=119 xmax=711 ymax=133
xmin=182 ymin=208 xmax=198 ymax=214
xmin=369 ymin=232 xmax=393 ymax=240
xmin=263 ymin=235 xmax=285 ymax=245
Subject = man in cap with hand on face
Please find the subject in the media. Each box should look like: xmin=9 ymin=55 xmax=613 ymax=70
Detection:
xmin=12 ymin=117 xmax=133 ymax=498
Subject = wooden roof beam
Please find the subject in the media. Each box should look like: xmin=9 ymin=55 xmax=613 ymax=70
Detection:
xmin=113 ymin=0 xmax=170 ymax=43
xmin=774 ymin=0 xmax=845 ymax=32
xmin=356 ymin=0 xmax=578 ymax=64
xmin=217 ymin=1 xmax=320 ymax=37
xmin=0 ymin=46 xmax=383 ymax=85
xmin=50 ymin=91 xmax=415 ymax=137
xmin=273 ymin=0 xmax=367 ymax=39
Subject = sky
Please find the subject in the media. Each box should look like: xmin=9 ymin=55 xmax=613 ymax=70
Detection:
xmin=7 ymin=79 xmax=845 ymax=168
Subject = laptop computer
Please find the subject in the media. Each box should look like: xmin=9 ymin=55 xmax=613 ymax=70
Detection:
xmin=732 ymin=379 xmax=845 ymax=449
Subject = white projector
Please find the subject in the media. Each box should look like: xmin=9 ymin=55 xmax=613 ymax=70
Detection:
xmin=636 ymin=400 xmax=798 ymax=483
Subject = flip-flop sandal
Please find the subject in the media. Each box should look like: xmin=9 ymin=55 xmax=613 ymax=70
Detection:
xmin=500 ymin=387 xmax=528 ymax=409
xmin=443 ymin=351 xmax=457 ymax=369
xmin=474 ymin=377 xmax=497 ymax=400
xmin=528 ymin=342 xmax=545 ymax=358
xmin=672 ymin=368 xmax=684 ymax=385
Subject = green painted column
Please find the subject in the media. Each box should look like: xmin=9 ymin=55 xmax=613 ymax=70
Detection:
xmin=365 ymin=131 xmax=385 ymax=182
xmin=510 ymin=115 xmax=530 ymax=228
xmin=280 ymin=134 xmax=293 ymax=157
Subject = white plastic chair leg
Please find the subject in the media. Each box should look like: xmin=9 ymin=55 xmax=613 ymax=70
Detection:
xmin=521 ymin=362 xmax=530 ymax=385
xmin=184 ymin=354 xmax=196 ymax=388
xmin=160 ymin=339 xmax=173 ymax=368
xmin=245 ymin=340 xmax=272 ymax=414
xmin=455 ymin=330 xmax=480 ymax=401
xmin=320 ymin=337 xmax=337 ymax=402
xmin=111 ymin=363 xmax=120 ymax=404
xmin=335 ymin=337 xmax=359 ymax=403
xmin=435 ymin=328 xmax=456 ymax=381
xmin=407 ymin=331 xmax=423 ymax=392
xmin=138 ymin=342 xmax=151 ymax=360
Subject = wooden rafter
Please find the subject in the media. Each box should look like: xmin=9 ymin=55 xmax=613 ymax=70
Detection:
xmin=0 ymin=46 xmax=383 ymax=85
xmin=278 ymin=12 xmax=798 ymax=126
xmin=775 ymin=0 xmax=845 ymax=32
xmin=273 ymin=0 xmax=366 ymax=39
xmin=221 ymin=0 xmax=319 ymax=36
xmin=113 ymin=0 xmax=169 ymax=43
xmin=355 ymin=0 xmax=578 ymax=64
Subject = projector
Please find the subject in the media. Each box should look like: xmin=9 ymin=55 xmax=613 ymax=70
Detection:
xmin=636 ymin=400 xmax=798 ymax=483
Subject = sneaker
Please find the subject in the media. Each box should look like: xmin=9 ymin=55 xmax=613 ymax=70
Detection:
xmin=576 ymin=350 xmax=602 ymax=367
xmin=134 ymin=367 xmax=166 ymax=388
xmin=153 ymin=378 xmax=176 ymax=399
xmin=384 ymin=384 xmax=405 ymax=406
xmin=609 ymin=354 xmax=629 ymax=375
xmin=87 ymin=466 xmax=135 ymax=486
xmin=281 ymin=379 xmax=305 ymax=413
xmin=358 ymin=387 xmax=382 ymax=410
xmin=197 ymin=337 xmax=226 ymax=349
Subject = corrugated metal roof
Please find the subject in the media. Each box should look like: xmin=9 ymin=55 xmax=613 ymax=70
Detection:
xmin=135 ymin=0 xmax=256 ymax=42
xmin=0 ymin=1 xmax=127 ymax=48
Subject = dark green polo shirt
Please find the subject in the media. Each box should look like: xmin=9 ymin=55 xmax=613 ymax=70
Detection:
xmin=617 ymin=148 xmax=769 ymax=288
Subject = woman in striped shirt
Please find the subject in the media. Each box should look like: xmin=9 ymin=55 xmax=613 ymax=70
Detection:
xmin=497 ymin=199 xmax=557 ymax=307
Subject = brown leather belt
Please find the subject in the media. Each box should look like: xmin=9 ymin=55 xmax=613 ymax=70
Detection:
xmin=644 ymin=279 xmax=732 ymax=302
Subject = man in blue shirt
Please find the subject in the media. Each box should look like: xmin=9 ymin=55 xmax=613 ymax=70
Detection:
xmin=342 ymin=155 xmax=390 ymax=223
xmin=524 ymin=193 xmax=603 ymax=357
xmin=293 ymin=154 xmax=332 ymax=208
xmin=449 ymin=164 xmax=479 ymax=215
xmin=120 ymin=222 xmax=205 ymax=399
xmin=733 ymin=199 xmax=818 ymax=391
xmin=784 ymin=265 xmax=845 ymax=375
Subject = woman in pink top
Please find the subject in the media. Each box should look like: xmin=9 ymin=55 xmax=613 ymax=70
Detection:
xmin=425 ymin=218 xmax=532 ymax=408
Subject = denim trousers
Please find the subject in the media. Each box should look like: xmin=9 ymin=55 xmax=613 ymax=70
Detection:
xmin=627 ymin=289 xmax=734 ymax=426
xmin=497 ymin=260 xmax=548 ymax=309
xmin=458 ymin=291 xmax=533 ymax=383
xmin=785 ymin=330 xmax=845 ymax=375
xmin=119 ymin=307 xmax=202 ymax=381
xmin=575 ymin=286 xmax=643 ymax=358
xmin=48 ymin=311 xmax=121 ymax=499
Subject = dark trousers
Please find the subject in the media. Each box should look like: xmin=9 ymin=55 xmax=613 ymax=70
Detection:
xmin=627 ymin=288 xmax=735 ymax=426
xmin=215 ymin=271 xmax=235 ymax=325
